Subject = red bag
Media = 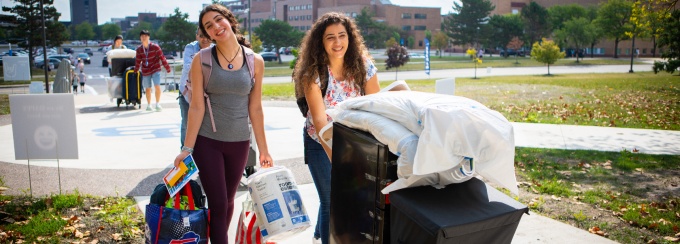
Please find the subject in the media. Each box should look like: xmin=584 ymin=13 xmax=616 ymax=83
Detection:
xmin=235 ymin=196 xmax=263 ymax=244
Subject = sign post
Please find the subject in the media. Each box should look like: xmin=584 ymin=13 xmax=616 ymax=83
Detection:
xmin=425 ymin=38 xmax=431 ymax=77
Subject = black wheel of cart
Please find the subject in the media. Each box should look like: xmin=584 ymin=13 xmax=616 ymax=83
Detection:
xmin=116 ymin=98 xmax=122 ymax=107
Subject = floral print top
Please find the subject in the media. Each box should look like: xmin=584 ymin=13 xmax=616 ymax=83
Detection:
xmin=305 ymin=58 xmax=378 ymax=143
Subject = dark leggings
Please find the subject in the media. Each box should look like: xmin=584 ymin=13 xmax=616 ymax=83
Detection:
xmin=193 ymin=135 xmax=250 ymax=244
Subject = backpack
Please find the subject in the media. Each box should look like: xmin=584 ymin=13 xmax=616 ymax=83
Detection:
xmin=295 ymin=67 xmax=329 ymax=118
xmin=183 ymin=46 xmax=256 ymax=132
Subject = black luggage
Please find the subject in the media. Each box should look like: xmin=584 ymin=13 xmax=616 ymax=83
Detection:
xmin=390 ymin=177 xmax=528 ymax=244
xmin=330 ymin=123 xmax=398 ymax=244
xmin=121 ymin=67 xmax=142 ymax=109
xmin=110 ymin=58 xmax=135 ymax=77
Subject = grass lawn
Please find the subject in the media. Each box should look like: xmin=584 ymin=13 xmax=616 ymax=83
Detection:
xmin=262 ymin=72 xmax=680 ymax=130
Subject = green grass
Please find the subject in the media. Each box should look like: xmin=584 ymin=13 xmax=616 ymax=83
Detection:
xmin=262 ymin=72 xmax=680 ymax=130
xmin=515 ymin=147 xmax=680 ymax=240
xmin=94 ymin=196 xmax=144 ymax=238
xmin=5 ymin=210 xmax=66 ymax=242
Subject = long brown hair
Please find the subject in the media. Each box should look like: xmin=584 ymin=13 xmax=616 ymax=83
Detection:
xmin=198 ymin=4 xmax=251 ymax=48
xmin=294 ymin=12 xmax=370 ymax=99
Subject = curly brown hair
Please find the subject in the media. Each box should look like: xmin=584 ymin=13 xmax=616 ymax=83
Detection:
xmin=198 ymin=4 xmax=251 ymax=48
xmin=293 ymin=12 xmax=370 ymax=99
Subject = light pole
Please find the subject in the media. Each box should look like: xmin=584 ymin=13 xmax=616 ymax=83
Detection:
xmin=40 ymin=0 xmax=49 ymax=93
xmin=248 ymin=0 xmax=251 ymax=42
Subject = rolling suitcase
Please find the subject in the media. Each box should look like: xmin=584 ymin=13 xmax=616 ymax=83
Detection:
xmin=330 ymin=122 xmax=398 ymax=244
xmin=124 ymin=67 xmax=142 ymax=109
xmin=390 ymin=177 xmax=528 ymax=244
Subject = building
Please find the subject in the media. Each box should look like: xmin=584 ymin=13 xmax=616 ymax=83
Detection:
xmin=489 ymin=0 xmax=658 ymax=57
xmin=70 ymin=0 xmax=98 ymax=26
xmin=237 ymin=0 xmax=441 ymax=49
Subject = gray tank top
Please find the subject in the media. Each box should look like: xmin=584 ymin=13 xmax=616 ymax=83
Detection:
xmin=198 ymin=52 xmax=252 ymax=142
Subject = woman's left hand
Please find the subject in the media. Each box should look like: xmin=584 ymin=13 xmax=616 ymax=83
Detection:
xmin=259 ymin=153 xmax=274 ymax=168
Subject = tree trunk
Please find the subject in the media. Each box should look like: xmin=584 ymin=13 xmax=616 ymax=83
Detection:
xmin=614 ymin=38 xmax=620 ymax=58
xmin=590 ymin=43 xmax=595 ymax=58
xmin=395 ymin=67 xmax=398 ymax=80
xmin=548 ymin=64 xmax=550 ymax=75
xmin=652 ymin=36 xmax=657 ymax=57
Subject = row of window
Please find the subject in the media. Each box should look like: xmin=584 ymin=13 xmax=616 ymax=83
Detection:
xmin=293 ymin=26 xmax=312 ymax=31
xmin=402 ymin=25 xmax=427 ymax=31
xmin=289 ymin=15 xmax=313 ymax=21
xmin=289 ymin=4 xmax=313 ymax=11
xmin=250 ymin=18 xmax=266 ymax=23
xmin=401 ymin=13 xmax=427 ymax=19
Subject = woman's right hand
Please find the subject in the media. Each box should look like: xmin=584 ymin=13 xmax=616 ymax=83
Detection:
xmin=174 ymin=150 xmax=190 ymax=168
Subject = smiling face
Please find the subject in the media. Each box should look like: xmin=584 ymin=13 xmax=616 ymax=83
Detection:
xmin=201 ymin=11 xmax=234 ymax=42
xmin=114 ymin=39 xmax=123 ymax=48
xmin=196 ymin=32 xmax=212 ymax=49
xmin=323 ymin=23 xmax=349 ymax=62
xmin=140 ymin=34 xmax=150 ymax=46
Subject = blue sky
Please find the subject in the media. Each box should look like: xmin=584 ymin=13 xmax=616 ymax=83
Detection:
xmin=1 ymin=0 xmax=459 ymax=25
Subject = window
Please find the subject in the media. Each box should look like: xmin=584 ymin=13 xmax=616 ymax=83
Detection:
xmin=352 ymin=12 xmax=357 ymax=18
xmin=295 ymin=16 xmax=299 ymax=20
xmin=401 ymin=13 xmax=411 ymax=19
xmin=512 ymin=9 xmax=519 ymax=14
xmin=419 ymin=40 xmax=423 ymax=47
xmin=308 ymin=15 xmax=312 ymax=20
xmin=402 ymin=25 xmax=411 ymax=31
xmin=289 ymin=6 xmax=293 ymax=11
xmin=289 ymin=16 xmax=293 ymax=20
xmin=414 ymin=25 xmax=426 ymax=30
xmin=625 ymin=48 xmax=630 ymax=55
xmin=414 ymin=13 xmax=427 ymax=19
xmin=642 ymin=48 xmax=647 ymax=54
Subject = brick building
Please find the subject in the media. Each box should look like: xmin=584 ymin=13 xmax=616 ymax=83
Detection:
xmin=70 ymin=0 xmax=98 ymax=26
xmin=489 ymin=0 xmax=659 ymax=57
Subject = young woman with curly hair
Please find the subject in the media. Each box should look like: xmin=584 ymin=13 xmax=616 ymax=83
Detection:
xmin=293 ymin=12 xmax=380 ymax=244
xmin=174 ymin=4 xmax=273 ymax=243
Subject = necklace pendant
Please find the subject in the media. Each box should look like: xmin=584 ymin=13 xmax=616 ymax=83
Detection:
xmin=228 ymin=64 xmax=234 ymax=69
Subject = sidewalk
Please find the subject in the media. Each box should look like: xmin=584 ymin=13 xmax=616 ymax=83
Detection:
xmin=3 ymin=93 xmax=678 ymax=243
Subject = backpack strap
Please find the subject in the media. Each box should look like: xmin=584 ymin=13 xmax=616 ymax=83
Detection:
xmin=243 ymin=46 xmax=255 ymax=85
xmin=198 ymin=48 xmax=217 ymax=132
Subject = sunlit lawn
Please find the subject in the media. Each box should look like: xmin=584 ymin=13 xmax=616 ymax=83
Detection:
xmin=262 ymin=72 xmax=680 ymax=130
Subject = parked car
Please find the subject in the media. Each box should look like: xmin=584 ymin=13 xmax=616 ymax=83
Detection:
xmin=84 ymin=48 xmax=93 ymax=56
xmin=260 ymin=52 xmax=278 ymax=61
xmin=63 ymin=47 xmax=74 ymax=54
xmin=35 ymin=58 xmax=60 ymax=71
xmin=163 ymin=51 xmax=175 ymax=59
xmin=77 ymin=53 xmax=91 ymax=64
xmin=499 ymin=49 xmax=525 ymax=57
xmin=49 ymin=54 xmax=72 ymax=62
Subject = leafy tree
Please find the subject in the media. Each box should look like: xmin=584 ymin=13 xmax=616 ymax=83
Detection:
xmin=385 ymin=44 xmax=409 ymax=80
xmin=531 ymin=38 xmax=565 ymax=75
xmin=254 ymin=19 xmax=304 ymax=63
xmin=393 ymin=32 xmax=401 ymax=45
xmin=248 ymin=32 xmax=263 ymax=53
xmin=521 ymin=1 xmax=550 ymax=49
xmin=93 ymin=24 xmax=102 ymax=40
xmin=432 ymin=31 xmax=449 ymax=58
xmin=101 ymin=23 xmax=122 ymax=40
xmin=639 ymin=0 xmax=678 ymax=57
xmin=76 ymin=22 xmax=95 ymax=43
xmin=407 ymin=36 xmax=415 ymax=49
xmin=652 ymin=9 xmax=680 ymax=75
xmin=595 ymin=0 xmax=633 ymax=58
xmin=585 ymin=6 xmax=604 ymax=58
xmin=2 ymin=0 xmax=68 ymax=68
xmin=355 ymin=7 xmax=400 ymax=49
xmin=385 ymin=37 xmax=398 ymax=49
xmin=548 ymin=4 xmax=587 ymax=32
xmin=125 ymin=21 xmax=153 ymax=40
xmin=425 ymin=30 xmax=432 ymax=41
xmin=554 ymin=17 xmax=598 ymax=63
xmin=488 ymin=14 xmax=523 ymax=57
xmin=466 ymin=48 xmax=483 ymax=79
xmin=157 ymin=8 xmax=196 ymax=58
xmin=507 ymin=36 xmax=524 ymax=64
xmin=442 ymin=0 xmax=494 ymax=48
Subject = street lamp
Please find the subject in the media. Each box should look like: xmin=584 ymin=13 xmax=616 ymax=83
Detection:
xmin=248 ymin=0 xmax=251 ymax=42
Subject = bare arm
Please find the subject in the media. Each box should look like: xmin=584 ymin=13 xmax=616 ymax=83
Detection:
xmin=174 ymin=55 xmax=206 ymax=167
xmin=249 ymin=54 xmax=273 ymax=167
xmin=364 ymin=73 xmax=380 ymax=95
xmin=305 ymin=79 xmax=332 ymax=160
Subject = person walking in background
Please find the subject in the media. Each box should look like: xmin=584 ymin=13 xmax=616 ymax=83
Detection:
xmin=134 ymin=29 xmax=171 ymax=112
xmin=78 ymin=70 xmax=86 ymax=93
xmin=179 ymin=28 xmax=213 ymax=147
xmin=107 ymin=35 xmax=127 ymax=75
xmin=173 ymin=4 xmax=273 ymax=244
xmin=293 ymin=12 xmax=380 ymax=244
xmin=71 ymin=68 xmax=78 ymax=94
xmin=77 ymin=58 xmax=84 ymax=73
xmin=636 ymin=48 xmax=640 ymax=58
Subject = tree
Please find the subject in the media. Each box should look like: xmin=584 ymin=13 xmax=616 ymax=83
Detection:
xmin=254 ymin=19 xmax=304 ymax=63
xmin=466 ymin=48 xmax=483 ymax=78
xmin=385 ymin=37 xmax=398 ymax=49
xmin=125 ymin=21 xmax=153 ymax=40
xmin=507 ymin=36 xmax=524 ymax=64
xmin=355 ymin=7 xmax=401 ymax=49
xmin=442 ymin=0 xmax=494 ymax=48
xmin=2 ymin=0 xmax=68 ymax=68
xmin=652 ymin=9 xmax=680 ymax=75
xmin=432 ymin=31 xmax=449 ymax=58
xmin=638 ymin=0 xmax=678 ymax=57
xmin=76 ymin=22 xmax=95 ymax=43
xmin=425 ymin=30 xmax=432 ymax=41
xmin=407 ymin=36 xmax=415 ymax=49
xmin=101 ymin=23 xmax=121 ymax=40
xmin=248 ymin=32 xmax=263 ymax=53
xmin=595 ymin=0 xmax=633 ymax=58
xmin=521 ymin=1 xmax=550 ymax=49
xmin=488 ymin=14 xmax=523 ymax=58
xmin=385 ymin=44 xmax=409 ymax=80
xmin=547 ymin=4 xmax=587 ymax=32
xmin=554 ymin=17 xmax=597 ymax=63
xmin=531 ymin=38 xmax=565 ymax=75
xmin=157 ymin=8 xmax=196 ymax=58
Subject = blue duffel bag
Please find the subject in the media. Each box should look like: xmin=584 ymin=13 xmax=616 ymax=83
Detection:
xmin=145 ymin=183 xmax=210 ymax=244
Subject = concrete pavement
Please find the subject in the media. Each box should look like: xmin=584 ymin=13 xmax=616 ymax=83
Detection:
xmin=2 ymin=80 xmax=677 ymax=243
